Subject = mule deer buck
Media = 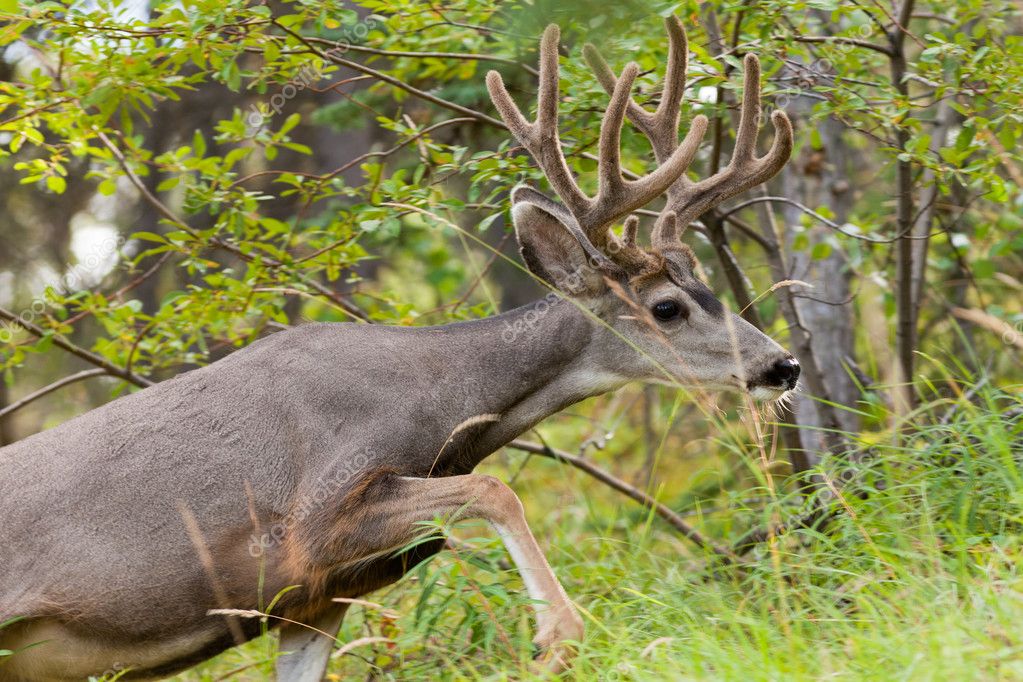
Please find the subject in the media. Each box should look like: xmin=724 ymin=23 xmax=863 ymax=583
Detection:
xmin=0 ymin=16 xmax=797 ymax=681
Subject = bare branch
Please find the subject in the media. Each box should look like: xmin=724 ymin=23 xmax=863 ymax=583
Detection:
xmin=889 ymin=0 xmax=918 ymax=410
xmin=0 ymin=369 xmax=110 ymax=420
xmin=0 ymin=307 xmax=153 ymax=388
xmin=720 ymin=196 xmax=929 ymax=243
xmin=275 ymin=21 xmax=505 ymax=129
xmin=507 ymin=439 xmax=737 ymax=562
xmin=790 ymin=35 xmax=892 ymax=56
xmin=299 ymin=35 xmax=539 ymax=77
xmin=750 ymin=188 xmax=848 ymax=456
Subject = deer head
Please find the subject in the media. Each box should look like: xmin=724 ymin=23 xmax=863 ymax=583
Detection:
xmin=486 ymin=18 xmax=800 ymax=400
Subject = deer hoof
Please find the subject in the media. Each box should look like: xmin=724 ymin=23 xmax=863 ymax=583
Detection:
xmin=531 ymin=609 xmax=584 ymax=674
xmin=531 ymin=644 xmax=574 ymax=675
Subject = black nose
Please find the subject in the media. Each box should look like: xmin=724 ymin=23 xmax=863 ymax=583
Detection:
xmin=765 ymin=357 xmax=801 ymax=390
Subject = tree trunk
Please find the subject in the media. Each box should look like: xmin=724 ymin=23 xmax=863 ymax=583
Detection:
xmin=781 ymin=117 xmax=861 ymax=458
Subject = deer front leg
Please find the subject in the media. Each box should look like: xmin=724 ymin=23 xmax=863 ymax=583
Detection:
xmin=276 ymin=602 xmax=349 ymax=682
xmin=349 ymin=474 xmax=584 ymax=673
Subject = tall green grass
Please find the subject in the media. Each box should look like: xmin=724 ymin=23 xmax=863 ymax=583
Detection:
xmin=148 ymin=381 xmax=1023 ymax=680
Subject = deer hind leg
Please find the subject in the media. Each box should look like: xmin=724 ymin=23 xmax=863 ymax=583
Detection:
xmin=275 ymin=602 xmax=349 ymax=682
xmin=324 ymin=473 xmax=583 ymax=673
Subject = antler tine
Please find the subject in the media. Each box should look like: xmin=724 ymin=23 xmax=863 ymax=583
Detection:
xmin=622 ymin=215 xmax=639 ymax=248
xmin=585 ymin=17 xmax=793 ymax=252
xmin=488 ymin=23 xmax=702 ymax=263
xmin=733 ymin=53 xmax=764 ymax=162
xmin=667 ymin=53 xmax=794 ymax=231
xmin=605 ymin=212 xmax=661 ymax=272
xmin=656 ymin=16 xmax=690 ymax=148
xmin=594 ymin=60 xmax=707 ymax=229
xmin=651 ymin=211 xmax=682 ymax=246
xmin=583 ymin=16 xmax=703 ymax=166
xmin=583 ymin=46 xmax=652 ymax=142
xmin=596 ymin=62 xmax=640 ymax=206
xmin=486 ymin=25 xmax=591 ymax=218
xmin=534 ymin=24 xmax=561 ymax=134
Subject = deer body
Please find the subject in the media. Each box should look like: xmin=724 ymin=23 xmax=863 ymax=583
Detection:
xmin=0 ymin=304 xmax=599 ymax=678
xmin=1 ymin=16 xmax=800 ymax=681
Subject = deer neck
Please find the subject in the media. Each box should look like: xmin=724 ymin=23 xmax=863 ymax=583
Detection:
xmin=434 ymin=294 xmax=628 ymax=472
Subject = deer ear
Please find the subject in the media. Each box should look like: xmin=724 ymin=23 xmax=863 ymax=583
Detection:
xmin=511 ymin=197 xmax=604 ymax=295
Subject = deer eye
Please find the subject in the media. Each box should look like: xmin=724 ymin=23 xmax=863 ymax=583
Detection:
xmin=651 ymin=300 xmax=687 ymax=322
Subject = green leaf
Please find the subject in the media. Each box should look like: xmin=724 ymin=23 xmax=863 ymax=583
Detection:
xmin=192 ymin=130 xmax=206 ymax=158
xmin=156 ymin=176 xmax=180 ymax=192
xmin=476 ymin=212 xmax=502 ymax=232
xmin=223 ymin=147 xmax=251 ymax=170
xmin=955 ymin=126 xmax=976 ymax=152
xmin=264 ymin=42 xmax=280 ymax=64
xmin=972 ymin=259 xmax=995 ymax=279
xmin=45 ymin=175 xmax=66 ymax=194
xmin=22 ymin=128 xmax=43 ymax=145
xmin=131 ymin=231 xmax=168 ymax=244
xmin=280 ymin=142 xmax=312 ymax=155
xmin=280 ymin=113 xmax=301 ymax=136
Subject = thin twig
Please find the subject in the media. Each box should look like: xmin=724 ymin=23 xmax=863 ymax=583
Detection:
xmin=276 ymin=21 xmax=505 ymax=129
xmin=0 ymin=306 xmax=153 ymax=388
xmin=720 ymin=213 xmax=773 ymax=251
xmin=64 ymin=251 xmax=174 ymax=327
xmin=0 ymin=369 xmax=109 ymax=419
xmin=790 ymin=35 xmax=892 ymax=56
xmin=233 ymin=117 xmax=476 ymax=190
xmin=507 ymin=439 xmax=737 ymax=562
xmin=301 ymin=35 xmax=539 ymax=76
xmin=721 ymin=196 xmax=930 ymax=243
xmin=125 ymin=320 xmax=158 ymax=375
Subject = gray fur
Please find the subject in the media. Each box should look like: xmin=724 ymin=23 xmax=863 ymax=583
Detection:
xmin=0 ymin=298 xmax=599 ymax=679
